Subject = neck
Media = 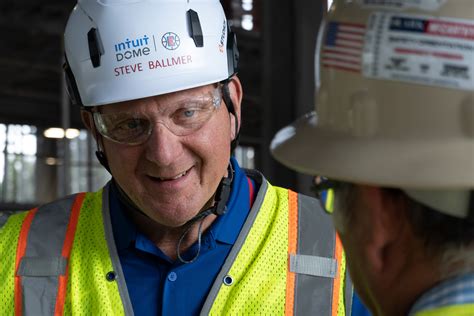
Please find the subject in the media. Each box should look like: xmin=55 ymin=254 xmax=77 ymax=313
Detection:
xmin=129 ymin=210 xmax=217 ymax=260
xmin=371 ymin=248 xmax=443 ymax=316
xmin=112 ymin=180 xmax=219 ymax=260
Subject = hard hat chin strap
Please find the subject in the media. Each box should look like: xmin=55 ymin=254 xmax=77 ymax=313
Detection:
xmin=91 ymin=127 xmax=112 ymax=174
xmin=176 ymin=163 xmax=234 ymax=263
xmin=95 ymin=150 xmax=111 ymax=174
xmin=221 ymin=79 xmax=240 ymax=152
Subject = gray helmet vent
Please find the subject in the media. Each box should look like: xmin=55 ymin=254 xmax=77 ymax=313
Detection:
xmin=87 ymin=28 xmax=104 ymax=68
xmin=187 ymin=9 xmax=204 ymax=48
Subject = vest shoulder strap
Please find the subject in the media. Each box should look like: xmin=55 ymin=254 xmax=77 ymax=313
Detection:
xmin=14 ymin=193 xmax=85 ymax=316
xmin=291 ymin=192 xmax=353 ymax=316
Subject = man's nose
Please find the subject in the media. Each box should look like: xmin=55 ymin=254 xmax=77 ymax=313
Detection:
xmin=144 ymin=122 xmax=184 ymax=166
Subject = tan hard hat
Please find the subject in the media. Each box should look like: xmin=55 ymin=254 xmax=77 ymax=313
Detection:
xmin=271 ymin=0 xmax=474 ymax=218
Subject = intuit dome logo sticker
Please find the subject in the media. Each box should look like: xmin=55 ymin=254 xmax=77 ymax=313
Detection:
xmin=112 ymin=32 xmax=193 ymax=77
xmin=161 ymin=32 xmax=181 ymax=50
xmin=114 ymin=35 xmax=151 ymax=61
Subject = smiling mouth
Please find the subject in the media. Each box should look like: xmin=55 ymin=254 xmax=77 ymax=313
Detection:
xmin=154 ymin=168 xmax=191 ymax=181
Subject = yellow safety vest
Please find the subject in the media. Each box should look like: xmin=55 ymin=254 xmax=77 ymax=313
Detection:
xmin=415 ymin=304 xmax=474 ymax=316
xmin=0 ymin=171 xmax=351 ymax=315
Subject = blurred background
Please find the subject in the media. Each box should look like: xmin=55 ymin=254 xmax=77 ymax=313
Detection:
xmin=0 ymin=0 xmax=332 ymax=211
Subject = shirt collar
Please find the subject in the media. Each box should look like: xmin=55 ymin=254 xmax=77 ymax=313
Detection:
xmin=109 ymin=180 xmax=138 ymax=251
xmin=409 ymin=273 xmax=474 ymax=315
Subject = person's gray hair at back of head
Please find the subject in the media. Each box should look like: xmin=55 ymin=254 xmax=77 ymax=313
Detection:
xmin=333 ymin=184 xmax=474 ymax=278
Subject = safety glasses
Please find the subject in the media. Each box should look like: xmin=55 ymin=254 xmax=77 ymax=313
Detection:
xmin=92 ymin=87 xmax=223 ymax=145
xmin=311 ymin=176 xmax=342 ymax=214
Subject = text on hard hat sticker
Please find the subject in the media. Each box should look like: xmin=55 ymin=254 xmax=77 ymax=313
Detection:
xmin=390 ymin=17 xmax=474 ymax=40
xmin=148 ymin=55 xmax=192 ymax=69
xmin=114 ymin=55 xmax=193 ymax=77
xmin=219 ymin=19 xmax=226 ymax=53
xmin=113 ymin=34 xmax=185 ymax=64
xmin=355 ymin=0 xmax=446 ymax=11
xmin=114 ymin=35 xmax=152 ymax=62
xmin=363 ymin=12 xmax=474 ymax=91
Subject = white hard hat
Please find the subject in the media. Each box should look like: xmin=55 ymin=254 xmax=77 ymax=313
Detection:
xmin=64 ymin=0 xmax=238 ymax=106
xmin=271 ymin=0 xmax=474 ymax=218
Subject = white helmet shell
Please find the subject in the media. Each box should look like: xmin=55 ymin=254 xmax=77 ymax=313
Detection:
xmin=64 ymin=0 xmax=237 ymax=106
xmin=271 ymin=0 xmax=474 ymax=218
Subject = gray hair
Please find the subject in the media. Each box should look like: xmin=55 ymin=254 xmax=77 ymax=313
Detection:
xmin=333 ymin=184 xmax=474 ymax=277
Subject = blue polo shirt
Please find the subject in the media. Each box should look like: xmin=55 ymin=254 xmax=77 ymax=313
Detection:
xmin=109 ymin=158 xmax=254 ymax=316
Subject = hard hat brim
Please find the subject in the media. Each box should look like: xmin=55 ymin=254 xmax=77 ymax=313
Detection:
xmin=271 ymin=112 xmax=474 ymax=189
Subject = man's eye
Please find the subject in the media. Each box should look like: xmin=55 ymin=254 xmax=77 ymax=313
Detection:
xmin=177 ymin=106 xmax=205 ymax=120
xmin=183 ymin=110 xmax=196 ymax=118
xmin=127 ymin=119 xmax=141 ymax=129
xmin=115 ymin=118 xmax=142 ymax=130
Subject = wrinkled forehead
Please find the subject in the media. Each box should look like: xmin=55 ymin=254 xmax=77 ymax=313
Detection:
xmin=98 ymin=83 xmax=217 ymax=113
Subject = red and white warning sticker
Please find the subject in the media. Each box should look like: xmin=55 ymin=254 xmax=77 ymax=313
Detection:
xmin=362 ymin=12 xmax=474 ymax=91
xmin=356 ymin=0 xmax=446 ymax=11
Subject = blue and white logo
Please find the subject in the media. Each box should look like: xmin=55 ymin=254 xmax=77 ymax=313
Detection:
xmin=161 ymin=32 xmax=181 ymax=50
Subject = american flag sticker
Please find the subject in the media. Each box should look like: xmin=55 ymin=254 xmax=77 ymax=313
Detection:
xmin=322 ymin=22 xmax=366 ymax=73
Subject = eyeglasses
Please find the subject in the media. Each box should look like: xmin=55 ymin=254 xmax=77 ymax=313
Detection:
xmin=92 ymin=87 xmax=223 ymax=145
xmin=311 ymin=176 xmax=341 ymax=214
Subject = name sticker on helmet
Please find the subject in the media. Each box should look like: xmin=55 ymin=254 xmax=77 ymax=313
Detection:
xmin=148 ymin=55 xmax=192 ymax=69
xmin=363 ymin=12 xmax=474 ymax=91
xmin=113 ymin=55 xmax=193 ymax=77
xmin=114 ymin=63 xmax=144 ymax=76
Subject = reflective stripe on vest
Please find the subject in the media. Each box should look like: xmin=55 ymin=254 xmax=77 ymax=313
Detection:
xmin=289 ymin=192 xmax=351 ymax=316
xmin=14 ymin=193 xmax=85 ymax=316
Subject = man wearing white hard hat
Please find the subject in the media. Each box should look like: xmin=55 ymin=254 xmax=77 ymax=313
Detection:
xmin=0 ymin=0 xmax=368 ymax=315
xmin=272 ymin=0 xmax=474 ymax=315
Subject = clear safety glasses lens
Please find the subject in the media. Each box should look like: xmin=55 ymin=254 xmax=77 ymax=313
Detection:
xmin=93 ymin=87 xmax=222 ymax=145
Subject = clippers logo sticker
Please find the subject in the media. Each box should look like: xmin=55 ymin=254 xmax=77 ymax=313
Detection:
xmin=161 ymin=32 xmax=181 ymax=50
xmin=322 ymin=22 xmax=366 ymax=73
xmin=356 ymin=0 xmax=446 ymax=11
xmin=363 ymin=12 xmax=474 ymax=91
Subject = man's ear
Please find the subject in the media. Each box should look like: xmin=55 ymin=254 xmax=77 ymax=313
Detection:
xmin=357 ymin=186 xmax=408 ymax=275
xmin=227 ymin=76 xmax=243 ymax=140
xmin=80 ymin=109 xmax=97 ymax=140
